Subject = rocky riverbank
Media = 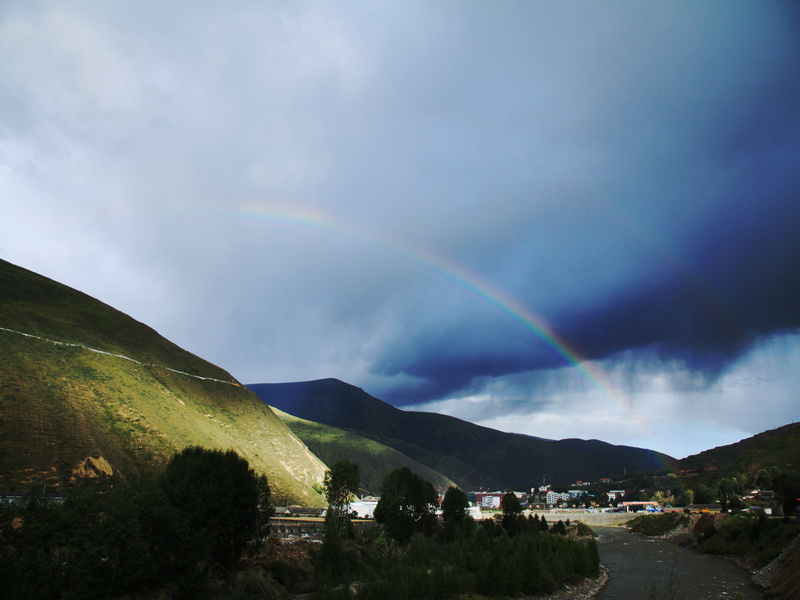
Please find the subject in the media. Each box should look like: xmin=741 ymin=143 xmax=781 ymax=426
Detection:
xmin=543 ymin=565 xmax=609 ymax=600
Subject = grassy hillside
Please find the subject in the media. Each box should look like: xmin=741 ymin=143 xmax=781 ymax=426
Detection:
xmin=272 ymin=408 xmax=456 ymax=494
xmin=249 ymin=379 xmax=674 ymax=490
xmin=0 ymin=259 xmax=327 ymax=505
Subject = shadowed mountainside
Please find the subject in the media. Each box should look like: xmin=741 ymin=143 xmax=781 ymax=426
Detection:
xmin=0 ymin=259 xmax=327 ymax=505
xmin=272 ymin=407 xmax=455 ymax=495
xmin=249 ymin=378 xmax=674 ymax=490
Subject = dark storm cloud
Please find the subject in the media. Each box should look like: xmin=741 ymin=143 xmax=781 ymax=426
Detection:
xmin=365 ymin=2 xmax=800 ymax=405
xmin=3 ymin=1 xmax=800 ymax=455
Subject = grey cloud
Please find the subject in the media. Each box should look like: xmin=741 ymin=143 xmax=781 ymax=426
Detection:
xmin=2 ymin=1 xmax=799 ymax=457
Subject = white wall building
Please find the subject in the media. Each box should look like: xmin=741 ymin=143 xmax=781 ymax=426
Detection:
xmin=349 ymin=500 xmax=378 ymax=518
xmin=546 ymin=491 xmax=570 ymax=504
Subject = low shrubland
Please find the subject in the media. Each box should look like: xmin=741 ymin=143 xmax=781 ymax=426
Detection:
xmin=699 ymin=512 xmax=800 ymax=568
xmin=312 ymin=514 xmax=600 ymax=600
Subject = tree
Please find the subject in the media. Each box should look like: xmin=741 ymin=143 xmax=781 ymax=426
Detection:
xmin=501 ymin=491 xmax=523 ymax=536
xmin=693 ymin=483 xmax=715 ymax=505
xmin=773 ymin=471 xmax=800 ymax=516
xmin=374 ymin=467 xmax=438 ymax=542
xmin=652 ymin=490 xmax=674 ymax=507
xmin=677 ymin=488 xmax=694 ymax=507
xmin=323 ymin=460 xmax=360 ymax=532
xmin=161 ymin=446 xmax=269 ymax=567
xmin=441 ymin=485 xmax=472 ymax=540
xmin=441 ymin=486 xmax=468 ymax=524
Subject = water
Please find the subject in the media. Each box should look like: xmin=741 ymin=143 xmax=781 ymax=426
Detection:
xmin=595 ymin=526 xmax=763 ymax=599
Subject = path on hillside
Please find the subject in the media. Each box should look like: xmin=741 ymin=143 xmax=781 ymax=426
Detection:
xmin=0 ymin=326 xmax=239 ymax=387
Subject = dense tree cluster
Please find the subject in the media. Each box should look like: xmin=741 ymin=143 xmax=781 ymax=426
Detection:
xmin=374 ymin=466 xmax=438 ymax=542
xmin=314 ymin=466 xmax=601 ymax=599
xmin=0 ymin=447 xmax=271 ymax=599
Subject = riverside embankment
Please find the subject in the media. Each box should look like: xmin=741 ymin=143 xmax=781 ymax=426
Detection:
xmin=523 ymin=509 xmax=633 ymax=527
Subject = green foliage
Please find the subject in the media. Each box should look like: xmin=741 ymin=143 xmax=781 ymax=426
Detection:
xmin=773 ymin=471 xmax=800 ymax=515
xmin=312 ymin=519 xmax=601 ymax=600
xmin=699 ymin=513 xmax=800 ymax=568
xmin=630 ymin=513 xmax=687 ymax=537
xmin=693 ymin=483 xmax=716 ymax=504
xmin=552 ymin=519 xmax=567 ymax=535
xmin=441 ymin=485 xmax=471 ymax=540
xmin=500 ymin=491 xmax=522 ymax=535
xmin=677 ymin=488 xmax=694 ymax=507
xmin=323 ymin=459 xmax=360 ymax=530
xmin=374 ymin=467 xmax=438 ymax=542
xmin=162 ymin=446 xmax=269 ymax=567
xmin=441 ymin=485 xmax=468 ymax=523
xmin=0 ymin=447 xmax=272 ymax=598
xmin=316 ymin=518 xmax=349 ymax=581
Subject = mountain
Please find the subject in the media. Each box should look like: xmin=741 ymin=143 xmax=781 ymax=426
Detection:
xmin=248 ymin=378 xmax=674 ymax=490
xmin=0 ymin=259 xmax=327 ymax=505
xmin=272 ymin=407 xmax=455 ymax=495
xmin=674 ymin=422 xmax=800 ymax=485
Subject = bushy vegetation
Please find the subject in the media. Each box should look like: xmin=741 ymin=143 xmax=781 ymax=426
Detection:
xmin=313 ymin=467 xmax=600 ymax=599
xmin=630 ymin=513 xmax=688 ymax=537
xmin=699 ymin=512 xmax=800 ymax=568
xmin=0 ymin=447 xmax=271 ymax=599
xmin=312 ymin=516 xmax=600 ymax=600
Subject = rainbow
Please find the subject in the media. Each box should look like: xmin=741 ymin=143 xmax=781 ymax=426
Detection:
xmin=234 ymin=203 xmax=640 ymax=417
xmin=135 ymin=201 xmax=658 ymax=445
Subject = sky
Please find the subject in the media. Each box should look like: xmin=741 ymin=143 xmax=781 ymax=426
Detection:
xmin=2 ymin=1 xmax=799 ymax=460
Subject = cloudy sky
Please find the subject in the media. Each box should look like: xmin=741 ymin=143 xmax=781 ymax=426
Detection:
xmin=2 ymin=1 xmax=799 ymax=459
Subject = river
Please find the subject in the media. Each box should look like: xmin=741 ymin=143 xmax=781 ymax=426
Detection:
xmin=594 ymin=526 xmax=764 ymax=599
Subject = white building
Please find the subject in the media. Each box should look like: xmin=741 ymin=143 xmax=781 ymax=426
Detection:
xmin=349 ymin=499 xmax=378 ymax=518
xmin=546 ymin=491 xmax=570 ymax=505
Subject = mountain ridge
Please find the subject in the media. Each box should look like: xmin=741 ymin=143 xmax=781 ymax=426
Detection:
xmin=249 ymin=378 xmax=674 ymax=490
xmin=272 ymin=407 xmax=456 ymax=495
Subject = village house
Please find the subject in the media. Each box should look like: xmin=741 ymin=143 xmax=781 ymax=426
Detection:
xmin=606 ymin=490 xmax=627 ymax=502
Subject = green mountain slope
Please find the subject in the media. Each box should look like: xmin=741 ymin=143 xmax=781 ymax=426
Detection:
xmin=0 ymin=259 xmax=326 ymax=505
xmin=249 ymin=379 xmax=675 ymax=490
xmin=675 ymin=423 xmax=800 ymax=487
xmin=272 ymin=407 xmax=455 ymax=495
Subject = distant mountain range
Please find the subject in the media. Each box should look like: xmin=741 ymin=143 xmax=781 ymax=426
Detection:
xmin=248 ymin=379 xmax=675 ymax=491
xmin=0 ymin=259 xmax=326 ymax=505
